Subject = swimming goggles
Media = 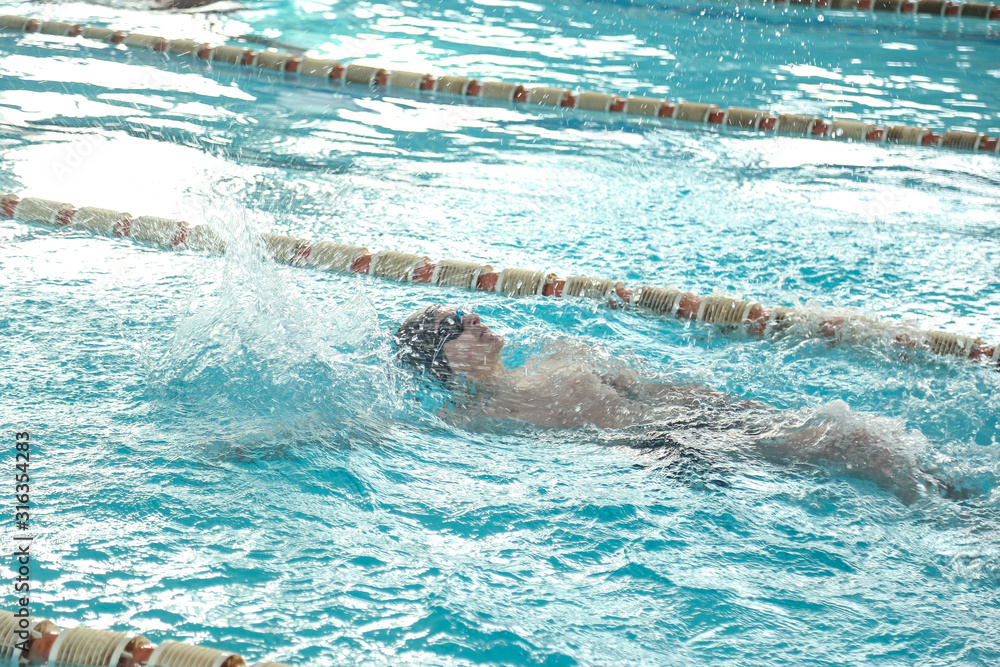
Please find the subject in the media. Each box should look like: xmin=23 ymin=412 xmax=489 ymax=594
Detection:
xmin=430 ymin=310 xmax=465 ymax=364
xmin=436 ymin=310 xmax=465 ymax=343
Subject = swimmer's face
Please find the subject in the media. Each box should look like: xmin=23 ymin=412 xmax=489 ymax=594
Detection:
xmin=437 ymin=307 xmax=504 ymax=379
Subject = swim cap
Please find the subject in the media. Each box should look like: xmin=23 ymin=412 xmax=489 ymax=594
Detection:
xmin=394 ymin=306 xmax=465 ymax=383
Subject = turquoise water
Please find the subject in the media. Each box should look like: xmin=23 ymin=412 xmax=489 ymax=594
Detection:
xmin=1 ymin=0 xmax=999 ymax=664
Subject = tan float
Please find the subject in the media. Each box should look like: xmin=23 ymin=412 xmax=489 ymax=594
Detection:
xmin=80 ymin=26 xmax=122 ymax=42
xmin=211 ymin=45 xmax=253 ymax=65
xmin=72 ymin=207 xmax=124 ymax=235
xmin=0 ymin=612 xmax=60 ymax=666
xmin=829 ymin=119 xmax=875 ymax=140
xmin=725 ymin=107 xmax=770 ymax=130
xmin=39 ymin=21 xmax=81 ymax=36
xmin=697 ymin=295 xmax=756 ymax=327
xmin=562 ymin=275 xmax=621 ymax=299
xmin=0 ymin=15 xmax=37 ymax=31
xmin=480 ymin=81 xmax=522 ymax=102
xmin=916 ymin=0 xmax=948 ymax=14
xmin=48 ymin=626 xmax=147 ymax=667
xmin=960 ymin=2 xmax=995 ymax=17
xmin=432 ymin=259 xmax=492 ymax=290
xmin=256 ymin=51 xmax=291 ymax=71
xmin=775 ymin=114 xmax=819 ymax=135
xmin=186 ymin=224 xmax=226 ymax=253
xmin=497 ymin=267 xmax=549 ymax=297
xmin=435 ymin=76 xmax=476 ymax=96
xmin=260 ymin=233 xmax=304 ymax=263
xmin=146 ymin=641 xmax=245 ymax=667
xmin=123 ymin=33 xmax=167 ymax=51
xmin=527 ymin=87 xmax=571 ymax=107
xmin=298 ymin=58 xmax=337 ymax=78
xmin=673 ymin=102 xmax=716 ymax=123
xmin=885 ymin=125 xmax=930 ymax=145
xmin=0 ymin=611 xmax=20 ymax=666
xmin=926 ymin=331 xmax=976 ymax=357
xmin=634 ymin=286 xmax=685 ymax=316
xmin=167 ymin=39 xmax=206 ymax=57
xmin=308 ymin=241 xmax=367 ymax=272
xmin=370 ymin=250 xmax=429 ymax=282
xmin=386 ymin=70 xmax=427 ymax=89
xmin=624 ymin=97 xmax=664 ymax=117
xmin=576 ymin=92 xmax=618 ymax=113
xmin=344 ymin=64 xmax=382 ymax=85
xmin=941 ymin=130 xmax=983 ymax=150
xmin=14 ymin=197 xmax=67 ymax=225
xmin=131 ymin=216 xmax=186 ymax=247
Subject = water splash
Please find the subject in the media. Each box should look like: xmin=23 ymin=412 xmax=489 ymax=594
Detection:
xmin=143 ymin=199 xmax=401 ymax=451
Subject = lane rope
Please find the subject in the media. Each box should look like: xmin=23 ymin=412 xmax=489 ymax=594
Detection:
xmin=0 ymin=14 xmax=997 ymax=156
xmin=0 ymin=610 xmax=292 ymax=667
xmin=759 ymin=0 xmax=1000 ymax=21
xmin=3 ymin=192 xmax=996 ymax=370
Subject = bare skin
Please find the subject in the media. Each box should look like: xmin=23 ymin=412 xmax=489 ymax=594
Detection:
xmin=435 ymin=307 xmax=756 ymax=430
xmin=417 ymin=306 xmax=950 ymax=501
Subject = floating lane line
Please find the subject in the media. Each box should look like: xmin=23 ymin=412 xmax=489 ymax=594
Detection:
xmin=3 ymin=192 xmax=996 ymax=371
xmin=0 ymin=609 xmax=292 ymax=667
xmin=759 ymin=0 xmax=1000 ymax=22
xmin=0 ymin=14 xmax=997 ymax=156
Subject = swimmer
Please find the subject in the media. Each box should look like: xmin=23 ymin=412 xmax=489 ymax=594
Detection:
xmin=394 ymin=304 xmax=759 ymax=430
xmin=394 ymin=304 xmax=958 ymax=502
xmin=155 ymin=0 xmax=239 ymax=9
xmin=73 ymin=0 xmax=243 ymax=11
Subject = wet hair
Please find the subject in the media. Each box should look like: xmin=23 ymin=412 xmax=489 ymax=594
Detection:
xmin=393 ymin=306 xmax=464 ymax=383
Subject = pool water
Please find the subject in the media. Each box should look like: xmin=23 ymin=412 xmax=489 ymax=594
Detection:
xmin=1 ymin=0 xmax=999 ymax=664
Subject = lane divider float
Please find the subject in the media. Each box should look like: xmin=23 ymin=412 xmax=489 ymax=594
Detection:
xmin=3 ymin=192 xmax=996 ymax=370
xmin=761 ymin=0 xmax=1000 ymax=22
xmin=0 ymin=14 xmax=997 ymax=156
xmin=0 ymin=610 xmax=292 ymax=667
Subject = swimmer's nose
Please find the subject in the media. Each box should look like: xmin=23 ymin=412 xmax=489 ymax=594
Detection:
xmin=462 ymin=313 xmax=482 ymax=327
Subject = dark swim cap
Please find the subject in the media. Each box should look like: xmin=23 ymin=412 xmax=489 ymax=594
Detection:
xmin=394 ymin=306 xmax=464 ymax=383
